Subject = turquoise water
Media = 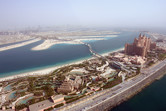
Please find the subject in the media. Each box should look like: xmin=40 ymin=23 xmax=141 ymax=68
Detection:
xmin=8 ymin=91 xmax=16 ymax=100
xmin=4 ymin=85 xmax=12 ymax=91
xmin=17 ymin=96 xmax=33 ymax=105
xmin=0 ymin=31 xmax=138 ymax=78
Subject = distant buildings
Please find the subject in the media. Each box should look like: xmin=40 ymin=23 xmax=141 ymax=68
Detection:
xmin=125 ymin=34 xmax=156 ymax=57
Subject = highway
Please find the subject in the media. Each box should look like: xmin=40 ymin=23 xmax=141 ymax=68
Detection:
xmin=55 ymin=59 xmax=166 ymax=111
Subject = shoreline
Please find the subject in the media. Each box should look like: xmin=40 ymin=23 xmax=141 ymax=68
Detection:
xmin=56 ymin=59 xmax=166 ymax=111
xmin=31 ymin=39 xmax=82 ymax=51
xmin=0 ymin=48 xmax=124 ymax=82
xmin=0 ymin=38 xmax=41 ymax=52
xmin=31 ymin=35 xmax=118 ymax=51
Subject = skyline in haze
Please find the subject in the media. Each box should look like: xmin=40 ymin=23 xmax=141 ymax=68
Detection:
xmin=0 ymin=0 xmax=166 ymax=30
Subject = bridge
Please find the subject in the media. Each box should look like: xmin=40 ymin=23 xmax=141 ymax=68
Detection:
xmin=80 ymin=41 xmax=130 ymax=72
xmin=80 ymin=41 xmax=109 ymax=61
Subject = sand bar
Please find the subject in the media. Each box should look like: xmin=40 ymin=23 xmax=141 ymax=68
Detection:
xmin=31 ymin=35 xmax=118 ymax=51
xmin=31 ymin=39 xmax=81 ymax=51
xmin=0 ymin=38 xmax=41 ymax=52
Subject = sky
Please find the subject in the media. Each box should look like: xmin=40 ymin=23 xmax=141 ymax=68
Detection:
xmin=0 ymin=0 xmax=166 ymax=30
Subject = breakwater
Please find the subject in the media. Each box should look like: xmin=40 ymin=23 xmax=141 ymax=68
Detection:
xmin=86 ymin=61 xmax=166 ymax=111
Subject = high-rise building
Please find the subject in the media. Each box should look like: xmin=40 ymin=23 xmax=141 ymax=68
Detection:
xmin=125 ymin=34 xmax=156 ymax=57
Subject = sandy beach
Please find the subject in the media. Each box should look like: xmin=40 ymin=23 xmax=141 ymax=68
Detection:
xmin=31 ymin=39 xmax=82 ymax=51
xmin=0 ymin=47 xmax=124 ymax=82
xmin=0 ymin=58 xmax=87 ymax=82
xmin=31 ymin=35 xmax=118 ymax=51
xmin=31 ymin=38 xmax=104 ymax=51
xmin=101 ymin=47 xmax=124 ymax=56
xmin=0 ymin=38 xmax=41 ymax=52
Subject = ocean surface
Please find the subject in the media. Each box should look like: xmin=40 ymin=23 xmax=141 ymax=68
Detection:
xmin=0 ymin=31 xmax=139 ymax=77
xmin=111 ymin=74 xmax=166 ymax=111
xmin=1 ymin=30 xmax=166 ymax=111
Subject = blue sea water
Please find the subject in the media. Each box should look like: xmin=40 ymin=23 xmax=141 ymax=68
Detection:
xmin=0 ymin=31 xmax=138 ymax=77
xmin=111 ymin=74 xmax=166 ymax=111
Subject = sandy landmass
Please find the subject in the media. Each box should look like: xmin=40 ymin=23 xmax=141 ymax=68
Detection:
xmin=59 ymin=35 xmax=118 ymax=39
xmin=31 ymin=38 xmax=105 ymax=51
xmin=0 ymin=38 xmax=41 ymax=52
xmin=31 ymin=35 xmax=118 ymax=51
xmin=31 ymin=39 xmax=81 ymax=51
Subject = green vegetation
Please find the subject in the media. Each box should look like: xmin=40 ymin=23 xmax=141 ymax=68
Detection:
xmin=102 ymin=77 xmax=122 ymax=89
xmin=147 ymin=61 xmax=155 ymax=66
xmin=54 ymin=103 xmax=64 ymax=108
xmin=158 ymin=53 xmax=166 ymax=60
xmin=2 ymin=50 xmax=151 ymax=109
xmin=15 ymin=104 xmax=28 ymax=111
xmin=44 ymin=107 xmax=54 ymax=111
xmin=42 ymin=85 xmax=54 ymax=98
xmin=66 ymin=95 xmax=86 ymax=103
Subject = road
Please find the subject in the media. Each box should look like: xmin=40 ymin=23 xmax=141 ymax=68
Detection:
xmin=55 ymin=59 xmax=166 ymax=111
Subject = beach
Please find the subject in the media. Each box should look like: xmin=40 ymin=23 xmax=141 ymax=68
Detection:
xmin=0 ymin=48 xmax=123 ymax=82
xmin=0 ymin=38 xmax=41 ymax=52
xmin=31 ymin=35 xmax=118 ymax=51
xmin=31 ymin=39 xmax=82 ymax=51
xmin=101 ymin=47 xmax=124 ymax=56
xmin=0 ymin=58 xmax=87 ymax=82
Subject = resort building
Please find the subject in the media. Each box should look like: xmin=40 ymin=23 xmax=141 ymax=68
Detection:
xmin=51 ymin=94 xmax=65 ymax=104
xmin=125 ymin=34 xmax=156 ymax=57
xmin=29 ymin=94 xmax=65 ymax=111
xmin=57 ymin=75 xmax=83 ymax=94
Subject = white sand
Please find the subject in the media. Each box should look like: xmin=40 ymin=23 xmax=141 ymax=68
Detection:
xmin=31 ymin=35 xmax=118 ymax=51
xmin=0 ymin=38 xmax=41 ymax=52
xmin=32 ymin=39 xmax=81 ymax=51
xmin=0 ymin=59 xmax=86 ymax=82
xmin=101 ymin=47 xmax=124 ymax=56
xmin=59 ymin=35 xmax=118 ymax=39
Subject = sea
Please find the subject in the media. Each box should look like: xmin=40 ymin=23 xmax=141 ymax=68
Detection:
xmin=111 ymin=74 xmax=166 ymax=111
xmin=0 ymin=31 xmax=138 ymax=77
xmin=1 ymin=30 xmax=166 ymax=111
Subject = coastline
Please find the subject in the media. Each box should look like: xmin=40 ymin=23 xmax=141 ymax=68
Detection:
xmin=56 ymin=59 xmax=166 ymax=111
xmin=0 ymin=59 xmax=86 ymax=82
xmin=0 ymin=48 xmax=123 ymax=82
xmin=101 ymin=47 xmax=124 ymax=56
xmin=31 ymin=35 xmax=118 ymax=51
xmin=31 ymin=39 xmax=82 ymax=51
xmin=0 ymin=38 xmax=41 ymax=52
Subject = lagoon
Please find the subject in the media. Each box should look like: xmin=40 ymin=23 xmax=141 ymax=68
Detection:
xmin=0 ymin=31 xmax=138 ymax=78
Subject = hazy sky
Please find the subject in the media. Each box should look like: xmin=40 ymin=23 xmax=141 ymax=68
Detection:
xmin=0 ymin=0 xmax=166 ymax=30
